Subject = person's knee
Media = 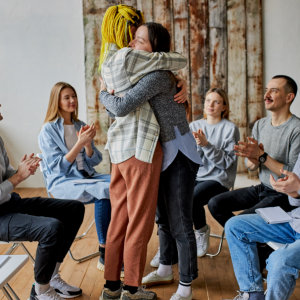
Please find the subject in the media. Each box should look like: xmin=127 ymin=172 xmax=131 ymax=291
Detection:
xmin=208 ymin=194 xmax=222 ymax=216
xmin=224 ymin=216 xmax=241 ymax=238
xmin=267 ymin=249 xmax=298 ymax=277
xmin=40 ymin=218 xmax=64 ymax=246
xmin=73 ymin=200 xmax=85 ymax=216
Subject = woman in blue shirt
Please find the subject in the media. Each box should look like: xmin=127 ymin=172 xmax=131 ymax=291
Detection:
xmin=38 ymin=82 xmax=111 ymax=271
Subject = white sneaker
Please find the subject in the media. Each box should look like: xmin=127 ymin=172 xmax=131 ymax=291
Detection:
xmin=170 ymin=293 xmax=192 ymax=300
xmin=223 ymin=291 xmax=250 ymax=300
xmin=150 ymin=247 xmax=160 ymax=268
xmin=142 ymin=270 xmax=174 ymax=287
xmin=195 ymin=225 xmax=210 ymax=257
xmin=50 ymin=274 xmax=82 ymax=298
xmin=29 ymin=285 xmax=63 ymax=300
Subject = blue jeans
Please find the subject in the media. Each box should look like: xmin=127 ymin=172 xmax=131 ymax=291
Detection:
xmin=225 ymin=214 xmax=300 ymax=300
xmin=86 ymin=198 xmax=111 ymax=245
xmin=156 ymin=151 xmax=199 ymax=282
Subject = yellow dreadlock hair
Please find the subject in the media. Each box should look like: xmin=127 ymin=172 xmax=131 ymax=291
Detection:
xmin=98 ymin=4 xmax=145 ymax=72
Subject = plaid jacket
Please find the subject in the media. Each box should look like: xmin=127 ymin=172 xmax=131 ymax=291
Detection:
xmin=101 ymin=44 xmax=187 ymax=163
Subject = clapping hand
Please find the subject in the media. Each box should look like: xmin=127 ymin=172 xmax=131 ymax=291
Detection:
xmin=192 ymin=129 xmax=208 ymax=147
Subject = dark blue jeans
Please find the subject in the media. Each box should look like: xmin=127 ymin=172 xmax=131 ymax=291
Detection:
xmin=0 ymin=193 xmax=84 ymax=284
xmin=193 ymin=180 xmax=228 ymax=230
xmin=156 ymin=151 xmax=199 ymax=282
xmin=208 ymin=183 xmax=295 ymax=227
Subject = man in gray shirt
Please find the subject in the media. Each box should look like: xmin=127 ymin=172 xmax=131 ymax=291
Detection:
xmin=208 ymin=75 xmax=300 ymax=227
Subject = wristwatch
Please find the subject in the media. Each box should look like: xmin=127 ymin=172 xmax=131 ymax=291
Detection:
xmin=258 ymin=152 xmax=268 ymax=164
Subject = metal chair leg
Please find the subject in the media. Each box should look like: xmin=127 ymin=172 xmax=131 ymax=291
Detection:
xmin=74 ymin=220 xmax=95 ymax=241
xmin=19 ymin=243 xmax=35 ymax=263
xmin=206 ymin=230 xmax=225 ymax=257
xmin=68 ymin=248 xmax=100 ymax=263
xmin=68 ymin=218 xmax=100 ymax=263
xmin=4 ymin=284 xmax=20 ymax=300
xmin=5 ymin=242 xmax=35 ymax=263
xmin=2 ymin=285 xmax=14 ymax=300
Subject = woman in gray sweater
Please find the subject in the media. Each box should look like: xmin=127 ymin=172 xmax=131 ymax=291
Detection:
xmin=189 ymin=88 xmax=240 ymax=257
xmin=100 ymin=22 xmax=201 ymax=300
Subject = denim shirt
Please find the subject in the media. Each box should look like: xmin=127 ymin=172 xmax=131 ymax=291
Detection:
xmin=38 ymin=118 xmax=110 ymax=201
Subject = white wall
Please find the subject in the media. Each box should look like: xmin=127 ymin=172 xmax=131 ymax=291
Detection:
xmin=0 ymin=0 xmax=299 ymax=187
xmin=0 ymin=0 xmax=86 ymax=187
xmin=263 ymin=0 xmax=300 ymax=116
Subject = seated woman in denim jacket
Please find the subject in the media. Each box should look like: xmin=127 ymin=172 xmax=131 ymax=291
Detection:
xmin=38 ymin=82 xmax=110 ymax=271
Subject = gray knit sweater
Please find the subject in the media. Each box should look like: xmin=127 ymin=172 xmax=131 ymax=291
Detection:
xmin=189 ymin=118 xmax=240 ymax=190
xmin=100 ymin=70 xmax=190 ymax=143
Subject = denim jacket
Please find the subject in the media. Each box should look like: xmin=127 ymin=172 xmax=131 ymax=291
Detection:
xmin=38 ymin=118 xmax=110 ymax=201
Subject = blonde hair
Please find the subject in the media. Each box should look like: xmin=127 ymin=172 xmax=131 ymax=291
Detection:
xmin=44 ymin=82 xmax=79 ymax=123
xmin=99 ymin=4 xmax=144 ymax=71
xmin=204 ymin=87 xmax=230 ymax=119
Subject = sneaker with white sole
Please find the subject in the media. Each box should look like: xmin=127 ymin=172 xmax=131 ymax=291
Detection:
xmin=223 ymin=292 xmax=250 ymax=300
xmin=120 ymin=287 xmax=157 ymax=300
xmin=195 ymin=225 xmax=210 ymax=257
xmin=50 ymin=274 xmax=82 ymax=298
xmin=28 ymin=285 xmax=63 ymax=300
xmin=170 ymin=293 xmax=192 ymax=300
xmin=149 ymin=247 xmax=160 ymax=268
xmin=100 ymin=286 xmax=123 ymax=300
xmin=142 ymin=270 xmax=174 ymax=287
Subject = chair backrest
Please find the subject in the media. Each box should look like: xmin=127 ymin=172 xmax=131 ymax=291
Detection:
xmin=37 ymin=153 xmax=52 ymax=198
xmin=37 ymin=153 xmax=92 ymax=202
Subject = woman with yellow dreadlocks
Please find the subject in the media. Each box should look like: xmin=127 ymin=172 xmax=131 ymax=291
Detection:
xmin=98 ymin=5 xmax=189 ymax=300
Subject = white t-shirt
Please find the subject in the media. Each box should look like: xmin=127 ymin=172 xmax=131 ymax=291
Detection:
xmin=64 ymin=124 xmax=84 ymax=170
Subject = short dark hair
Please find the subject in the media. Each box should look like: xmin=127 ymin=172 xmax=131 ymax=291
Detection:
xmin=143 ymin=22 xmax=171 ymax=52
xmin=272 ymin=75 xmax=298 ymax=98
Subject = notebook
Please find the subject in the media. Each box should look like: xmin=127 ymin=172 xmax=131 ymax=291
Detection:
xmin=255 ymin=206 xmax=292 ymax=224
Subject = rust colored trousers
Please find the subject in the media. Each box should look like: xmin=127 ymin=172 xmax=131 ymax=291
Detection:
xmin=104 ymin=143 xmax=163 ymax=286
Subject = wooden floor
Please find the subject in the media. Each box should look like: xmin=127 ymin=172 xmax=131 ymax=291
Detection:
xmin=1 ymin=187 xmax=299 ymax=300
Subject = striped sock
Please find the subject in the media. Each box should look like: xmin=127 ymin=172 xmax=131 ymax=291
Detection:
xmin=176 ymin=281 xmax=192 ymax=298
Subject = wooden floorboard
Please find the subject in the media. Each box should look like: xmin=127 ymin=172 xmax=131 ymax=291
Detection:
xmin=1 ymin=188 xmax=299 ymax=300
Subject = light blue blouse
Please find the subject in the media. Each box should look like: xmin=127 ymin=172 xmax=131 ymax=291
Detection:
xmin=38 ymin=118 xmax=110 ymax=202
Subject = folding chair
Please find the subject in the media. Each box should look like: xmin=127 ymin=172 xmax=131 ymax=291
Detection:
xmin=205 ymin=185 xmax=237 ymax=257
xmin=0 ymin=255 xmax=29 ymax=300
xmin=37 ymin=154 xmax=100 ymax=263
xmin=0 ymin=242 xmax=34 ymax=263
xmin=206 ymin=230 xmax=225 ymax=257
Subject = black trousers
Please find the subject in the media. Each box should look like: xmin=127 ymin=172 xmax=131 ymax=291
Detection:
xmin=208 ymin=183 xmax=295 ymax=227
xmin=193 ymin=180 xmax=228 ymax=229
xmin=156 ymin=151 xmax=199 ymax=282
xmin=0 ymin=193 xmax=84 ymax=284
